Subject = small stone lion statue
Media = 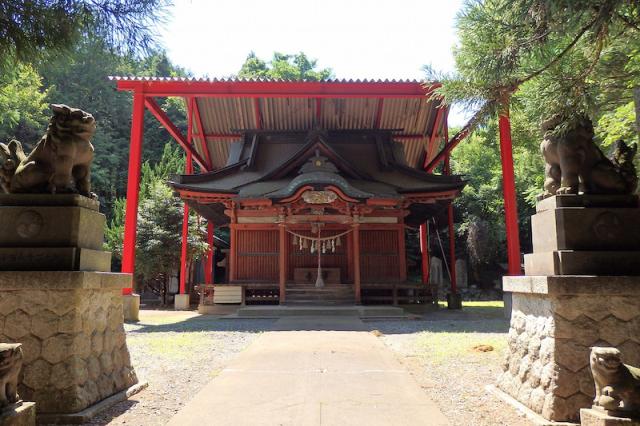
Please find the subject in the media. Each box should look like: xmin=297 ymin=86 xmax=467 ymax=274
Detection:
xmin=0 ymin=104 xmax=96 ymax=197
xmin=590 ymin=347 xmax=640 ymax=415
xmin=0 ymin=343 xmax=23 ymax=408
xmin=540 ymin=115 xmax=638 ymax=198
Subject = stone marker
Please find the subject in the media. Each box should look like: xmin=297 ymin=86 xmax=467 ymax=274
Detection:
xmin=455 ymin=259 xmax=468 ymax=289
xmin=429 ymin=256 xmax=443 ymax=299
xmin=0 ymin=343 xmax=36 ymax=426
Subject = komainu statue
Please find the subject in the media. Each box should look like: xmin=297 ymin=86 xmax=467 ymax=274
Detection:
xmin=540 ymin=115 xmax=638 ymax=198
xmin=0 ymin=104 xmax=96 ymax=197
xmin=0 ymin=343 xmax=23 ymax=408
xmin=590 ymin=347 xmax=640 ymax=415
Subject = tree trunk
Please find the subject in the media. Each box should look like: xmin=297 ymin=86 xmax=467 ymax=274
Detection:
xmin=633 ymin=86 xmax=640 ymax=142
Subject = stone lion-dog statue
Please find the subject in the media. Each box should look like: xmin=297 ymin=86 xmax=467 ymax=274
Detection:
xmin=540 ymin=115 xmax=637 ymax=198
xmin=0 ymin=343 xmax=23 ymax=408
xmin=0 ymin=104 xmax=96 ymax=197
xmin=590 ymin=347 xmax=640 ymax=415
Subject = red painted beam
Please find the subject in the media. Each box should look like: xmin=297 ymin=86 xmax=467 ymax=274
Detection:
xmin=423 ymin=106 xmax=445 ymax=169
xmin=191 ymin=132 xmax=426 ymax=140
xmin=121 ymin=91 xmax=145 ymax=295
xmin=116 ymin=80 xmax=439 ymax=99
xmin=144 ymin=97 xmax=209 ymax=171
xmin=179 ymin=152 xmax=194 ymax=295
xmin=191 ymin=97 xmax=213 ymax=169
xmin=498 ymin=106 xmax=522 ymax=275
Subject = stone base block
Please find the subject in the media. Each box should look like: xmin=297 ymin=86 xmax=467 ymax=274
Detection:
xmin=0 ymin=401 xmax=36 ymax=426
xmin=0 ymin=247 xmax=111 ymax=272
xmin=122 ymin=294 xmax=140 ymax=322
xmin=499 ymin=275 xmax=640 ymax=423
xmin=174 ymin=294 xmax=190 ymax=310
xmin=531 ymin=206 xmax=640 ymax=252
xmin=524 ymin=251 xmax=640 ymax=276
xmin=197 ymin=304 xmax=239 ymax=315
xmin=446 ymin=292 xmax=462 ymax=310
xmin=0 ymin=271 xmax=138 ymax=415
xmin=0 ymin=195 xmax=105 ymax=250
xmin=581 ymin=408 xmax=640 ymax=426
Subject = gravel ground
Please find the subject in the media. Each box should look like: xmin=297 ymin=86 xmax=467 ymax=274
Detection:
xmin=86 ymin=311 xmax=275 ymax=425
xmin=367 ymin=302 xmax=532 ymax=426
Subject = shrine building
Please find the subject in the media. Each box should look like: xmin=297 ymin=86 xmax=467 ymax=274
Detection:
xmin=111 ymin=78 xmax=522 ymax=307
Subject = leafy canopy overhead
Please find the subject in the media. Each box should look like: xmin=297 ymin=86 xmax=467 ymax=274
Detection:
xmin=0 ymin=0 xmax=170 ymax=69
xmin=238 ymin=52 xmax=334 ymax=81
xmin=431 ymin=0 xmax=640 ymax=127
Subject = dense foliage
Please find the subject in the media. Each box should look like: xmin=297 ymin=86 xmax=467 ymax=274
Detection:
xmin=432 ymin=0 xmax=640 ymax=285
xmin=0 ymin=0 xmax=169 ymax=69
xmin=238 ymin=52 xmax=334 ymax=80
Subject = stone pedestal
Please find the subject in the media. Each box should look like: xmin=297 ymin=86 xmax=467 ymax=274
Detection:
xmin=0 ymin=195 xmax=139 ymax=419
xmin=0 ymin=272 xmax=138 ymax=415
xmin=499 ymin=195 xmax=640 ymax=423
xmin=581 ymin=408 xmax=640 ymax=426
xmin=0 ymin=402 xmax=36 ymax=426
xmin=122 ymin=294 xmax=140 ymax=322
xmin=174 ymin=294 xmax=190 ymax=310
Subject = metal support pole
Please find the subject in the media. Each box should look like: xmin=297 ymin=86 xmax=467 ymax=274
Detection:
xmin=121 ymin=91 xmax=145 ymax=295
xmin=498 ymin=105 xmax=522 ymax=276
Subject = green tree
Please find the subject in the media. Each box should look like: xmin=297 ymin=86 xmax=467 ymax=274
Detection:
xmin=0 ymin=0 xmax=170 ymax=70
xmin=0 ymin=64 xmax=49 ymax=143
xmin=238 ymin=52 xmax=334 ymax=80
xmin=105 ymin=144 xmax=208 ymax=301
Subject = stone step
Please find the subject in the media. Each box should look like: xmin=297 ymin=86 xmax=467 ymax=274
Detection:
xmin=234 ymin=305 xmax=407 ymax=318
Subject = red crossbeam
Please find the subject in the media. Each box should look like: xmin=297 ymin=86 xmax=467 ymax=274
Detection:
xmin=144 ymin=97 xmax=209 ymax=171
xmin=191 ymin=98 xmax=213 ymax=169
xmin=117 ymin=80 xmax=439 ymax=98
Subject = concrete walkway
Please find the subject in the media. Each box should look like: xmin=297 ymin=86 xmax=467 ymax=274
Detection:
xmin=168 ymin=317 xmax=449 ymax=426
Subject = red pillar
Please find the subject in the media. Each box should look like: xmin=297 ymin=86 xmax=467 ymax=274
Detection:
xmin=121 ymin=91 xmax=145 ymax=295
xmin=179 ymin=153 xmax=193 ymax=295
xmin=498 ymin=106 xmax=522 ymax=275
xmin=419 ymin=223 xmax=430 ymax=285
xmin=205 ymin=222 xmax=214 ymax=284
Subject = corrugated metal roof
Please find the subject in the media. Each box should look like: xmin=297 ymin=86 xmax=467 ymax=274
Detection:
xmin=111 ymin=77 xmax=447 ymax=169
xmin=109 ymin=76 xmax=426 ymax=83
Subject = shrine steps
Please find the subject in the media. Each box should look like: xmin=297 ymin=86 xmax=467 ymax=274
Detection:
xmin=285 ymin=284 xmax=354 ymax=306
xmin=234 ymin=305 xmax=407 ymax=319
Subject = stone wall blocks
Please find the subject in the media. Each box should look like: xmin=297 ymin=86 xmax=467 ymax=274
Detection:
xmin=114 ymin=330 xmax=126 ymax=349
xmin=517 ymin=381 xmax=534 ymax=407
xmin=517 ymin=355 xmax=532 ymax=382
xmin=107 ymin=307 xmax=121 ymax=331
xmin=553 ymin=296 xmax=583 ymax=321
xmin=91 ymin=332 xmax=104 ymax=354
xmin=5 ymin=309 xmax=31 ymax=339
xmin=598 ymin=315 xmax=632 ymax=346
xmin=564 ymin=393 xmax=592 ymax=422
xmin=47 ymin=291 xmax=79 ymax=316
xmin=512 ymin=314 xmax=526 ymax=333
xmin=529 ymin=360 xmax=543 ymax=388
xmin=539 ymin=337 xmax=555 ymax=365
xmin=99 ymin=352 xmax=113 ymax=374
xmin=577 ymin=367 xmax=595 ymax=399
xmin=530 ymin=388 xmax=546 ymax=414
xmin=58 ymin=309 xmax=82 ymax=333
xmin=616 ymin=340 xmax=640 ymax=366
xmin=629 ymin=317 xmax=640 ymax=343
xmin=0 ymin=293 xmax=18 ymax=316
xmin=73 ymin=333 xmax=92 ymax=359
xmin=87 ymin=356 xmax=101 ymax=381
xmin=94 ymin=307 xmax=107 ymax=333
xmin=555 ymin=340 xmax=590 ymax=372
xmin=553 ymin=365 xmax=580 ymax=398
xmin=51 ymin=362 xmax=75 ymax=390
xmin=19 ymin=334 xmax=42 ymax=364
xmin=540 ymin=362 xmax=558 ymax=390
xmin=608 ymin=296 xmax=640 ymax=322
xmin=96 ymin=374 xmax=115 ymax=399
xmin=103 ymin=332 xmax=116 ymax=352
xmin=82 ymin=380 xmax=100 ymax=407
xmin=23 ymin=359 xmax=52 ymax=389
xmin=42 ymin=334 xmax=74 ymax=364
xmin=31 ymin=309 xmax=60 ymax=339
